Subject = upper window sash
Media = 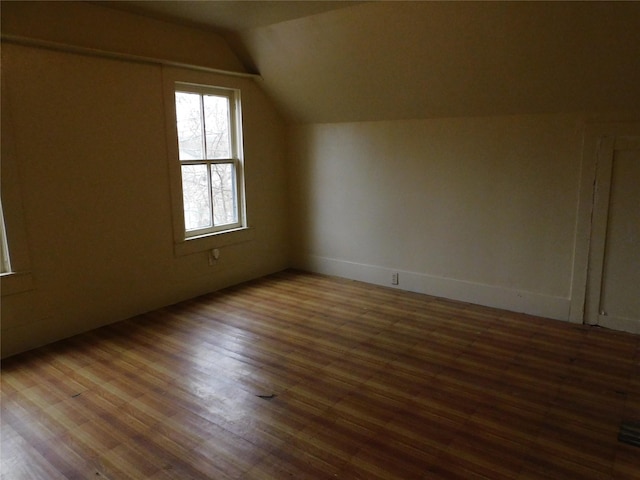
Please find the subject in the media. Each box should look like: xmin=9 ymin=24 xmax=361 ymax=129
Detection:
xmin=175 ymin=83 xmax=243 ymax=161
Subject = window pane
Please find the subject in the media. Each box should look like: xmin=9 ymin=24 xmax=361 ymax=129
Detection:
xmin=211 ymin=163 xmax=237 ymax=226
xmin=175 ymin=92 xmax=203 ymax=160
xmin=181 ymin=164 xmax=212 ymax=231
xmin=203 ymin=95 xmax=231 ymax=159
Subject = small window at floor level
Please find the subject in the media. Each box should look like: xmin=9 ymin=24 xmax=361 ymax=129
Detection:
xmin=174 ymin=84 xmax=245 ymax=238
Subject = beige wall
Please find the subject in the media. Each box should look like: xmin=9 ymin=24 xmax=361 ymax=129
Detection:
xmin=288 ymin=115 xmax=585 ymax=320
xmin=1 ymin=6 xmax=289 ymax=357
xmin=2 ymin=2 xmax=638 ymax=356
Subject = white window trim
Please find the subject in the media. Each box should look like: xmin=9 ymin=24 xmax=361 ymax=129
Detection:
xmin=163 ymin=68 xmax=252 ymax=256
xmin=0 ymin=202 xmax=11 ymax=274
xmin=1 ymin=82 xmax=35 ymax=296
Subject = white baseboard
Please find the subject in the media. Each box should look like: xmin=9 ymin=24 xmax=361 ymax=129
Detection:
xmin=593 ymin=314 xmax=640 ymax=335
xmin=296 ymin=254 xmax=571 ymax=321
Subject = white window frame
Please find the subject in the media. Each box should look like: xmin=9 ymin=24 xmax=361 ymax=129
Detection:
xmin=0 ymin=202 xmax=11 ymax=274
xmin=174 ymin=83 xmax=246 ymax=239
xmin=1 ymin=86 xmax=35 ymax=295
xmin=163 ymin=67 xmax=254 ymax=257
xmin=174 ymin=83 xmax=246 ymax=238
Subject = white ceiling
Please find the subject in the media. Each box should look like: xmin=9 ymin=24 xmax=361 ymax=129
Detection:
xmin=102 ymin=1 xmax=640 ymax=124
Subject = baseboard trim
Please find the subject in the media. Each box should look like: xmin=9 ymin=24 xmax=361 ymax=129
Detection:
xmin=296 ymin=254 xmax=571 ymax=321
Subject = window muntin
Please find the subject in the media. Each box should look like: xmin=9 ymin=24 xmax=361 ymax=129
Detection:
xmin=174 ymin=84 xmax=244 ymax=237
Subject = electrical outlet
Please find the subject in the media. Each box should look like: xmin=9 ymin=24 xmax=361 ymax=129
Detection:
xmin=208 ymin=248 xmax=220 ymax=266
xmin=391 ymin=272 xmax=399 ymax=285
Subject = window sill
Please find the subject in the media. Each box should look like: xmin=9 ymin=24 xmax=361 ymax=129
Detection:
xmin=1 ymin=271 xmax=34 ymax=296
xmin=174 ymin=226 xmax=255 ymax=256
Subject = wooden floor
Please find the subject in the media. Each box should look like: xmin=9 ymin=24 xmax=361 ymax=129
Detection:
xmin=2 ymin=270 xmax=639 ymax=479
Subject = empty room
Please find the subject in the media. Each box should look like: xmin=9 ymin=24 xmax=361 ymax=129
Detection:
xmin=1 ymin=1 xmax=639 ymax=478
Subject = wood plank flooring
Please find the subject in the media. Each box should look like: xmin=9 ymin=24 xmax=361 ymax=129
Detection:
xmin=2 ymin=270 xmax=639 ymax=479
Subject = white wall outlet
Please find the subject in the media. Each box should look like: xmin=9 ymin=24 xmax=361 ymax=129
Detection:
xmin=208 ymin=248 xmax=220 ymax=266
xmin=391 ymin=272 xmax=399 ymax=285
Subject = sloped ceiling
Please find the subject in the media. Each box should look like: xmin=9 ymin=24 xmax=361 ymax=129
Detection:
xmin=105 ymin=1 xmax=640 ymax=124
xmin=98 ymin=0 xmax=360 ymax=34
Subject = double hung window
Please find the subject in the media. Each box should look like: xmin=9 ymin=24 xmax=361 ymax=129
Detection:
xmin=174 ymin=84 xmax=245 ymax=237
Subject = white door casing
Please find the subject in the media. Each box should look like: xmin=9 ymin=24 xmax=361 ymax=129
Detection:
xmin=576 ymin=129 xmax=640 ymax=333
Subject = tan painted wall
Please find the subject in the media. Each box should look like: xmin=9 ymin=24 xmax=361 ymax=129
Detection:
xmin=2 ymin=2 xmax=637 ymax=355
xmin=288 ymin=115 xmax=585 ymax=320
xmin=0 ymin=9 xmax=288 ymax=357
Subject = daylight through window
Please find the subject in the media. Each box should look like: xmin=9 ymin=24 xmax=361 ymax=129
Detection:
xmin=0 ymin=202 xmax=11 ymax=274
xmin=174 ymin=84 xmax=244 ymax=237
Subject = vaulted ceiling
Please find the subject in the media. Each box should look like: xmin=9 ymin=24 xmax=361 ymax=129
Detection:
xmin=104 ymin=1 xmax=640 ymax=124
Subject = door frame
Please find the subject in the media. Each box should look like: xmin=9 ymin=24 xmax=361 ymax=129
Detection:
xmin=569 ymin=122 xmax=640 ymax=327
